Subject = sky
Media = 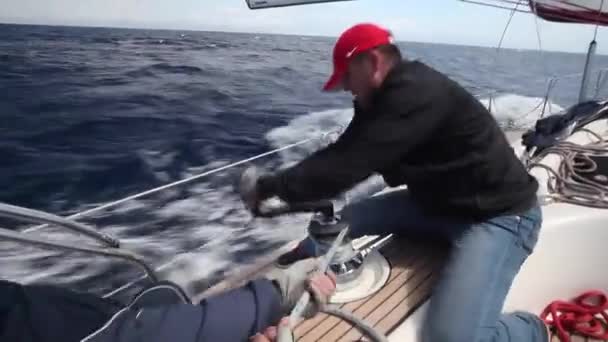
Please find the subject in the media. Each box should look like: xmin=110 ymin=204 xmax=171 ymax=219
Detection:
xmin=2 ymin=0 xmax=608 ymax=54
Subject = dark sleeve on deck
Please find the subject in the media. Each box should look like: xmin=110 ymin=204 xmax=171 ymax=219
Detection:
xmin=81 ymin=279 xmax=284 ymax=342
xmin=196 ymin=279 xmax=284 ymax=341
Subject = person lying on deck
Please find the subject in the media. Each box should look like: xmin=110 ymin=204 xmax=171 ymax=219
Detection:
xmin=0 ymin=258 xmax=336 ymax=342
xmin=240 ymin=23 xmax=550 ymax=342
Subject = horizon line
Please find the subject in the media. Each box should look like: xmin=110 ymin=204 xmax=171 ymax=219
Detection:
xmin=0 ymin=20 xmax=601 ymax=56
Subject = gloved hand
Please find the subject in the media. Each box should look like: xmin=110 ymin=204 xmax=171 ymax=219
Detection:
xmin=239 ymin=165 xmax=268 ymax=215
xmin=264 ymin=258 xmax=337 ymax=319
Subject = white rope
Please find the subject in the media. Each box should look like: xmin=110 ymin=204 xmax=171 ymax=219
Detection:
xmin=321 ymin=307 xmax=389 ymax=342
xmin=593 ymin=0 xmax=605 ymax=41
xmin=458 ymin=0 xmax=531 ymax=13
xmin=481 ymin=0 xmax=522 ymax=116
xmin=23 ymin=129 xmax=342 ymax=234
xmin=95 ymin=129 xmax=344 ymax=298
xmin=495 ymin=0 xmax=522 ymax=53
xmin=528 ymin=128 xmax=608 ymax=209
xmin=531 ymin=0 xmax=550 ymax=84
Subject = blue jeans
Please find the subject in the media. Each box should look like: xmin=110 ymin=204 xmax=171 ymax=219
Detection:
xmin=301 ymin=189 xmax=547 ymax=342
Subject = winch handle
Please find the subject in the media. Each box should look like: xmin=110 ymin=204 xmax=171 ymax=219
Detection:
xmin=256 ymin=200 xmax=334 ymax=218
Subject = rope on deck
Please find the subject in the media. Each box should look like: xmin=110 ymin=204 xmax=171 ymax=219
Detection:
xmin=541 ymin=290 xmax=608 ymax=342
xmin=528 ymin=127 xmax=608 ymax=209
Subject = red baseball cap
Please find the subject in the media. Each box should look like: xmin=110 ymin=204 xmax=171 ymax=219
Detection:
xmin=323 ymin=23 xmax=394 ymax=91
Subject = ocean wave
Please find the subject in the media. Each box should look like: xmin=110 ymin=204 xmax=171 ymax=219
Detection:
xmin=478 ymin=93 xmax=565 ymax=130
xmin=130 ymin=38 xmax=185 ymax=46
xmin=0 ymin=53 xmax=25 ymax=63
xmin=270 ymin=47 xmax=310 ymax=53
xmin=125 ymin=63 xmax=206 ymax=78
xmin=201 ymin=41 xmax=233 ymax=49
xmin=89 ymin=37 xmax=121 ymax=44
xmin=267 ymin=65 xmax=298 ymax=77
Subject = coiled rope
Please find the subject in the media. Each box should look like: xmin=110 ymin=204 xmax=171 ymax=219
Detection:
xmin=541 ymin=290 xmax=608 ymax=342
xmin=527 ymin=127 xmax=608 ymax=209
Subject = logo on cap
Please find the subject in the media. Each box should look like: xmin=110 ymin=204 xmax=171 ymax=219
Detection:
xmin=346 ymin=46 xmax=358 ymax=58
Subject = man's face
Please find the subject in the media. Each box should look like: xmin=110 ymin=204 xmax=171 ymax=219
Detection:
xmin=341 ymin=50 xmax=384 ymax=108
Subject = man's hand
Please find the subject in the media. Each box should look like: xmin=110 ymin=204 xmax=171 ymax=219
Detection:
xmin=251 ymin=270 xmax=337 ymax=341
xmin=239 ymin=166 xmax=265 ymax=214
xmin=249 ymin=318 xmax=289 ymax=342
xmin=265 ymin=258 xmax=337 ymax=319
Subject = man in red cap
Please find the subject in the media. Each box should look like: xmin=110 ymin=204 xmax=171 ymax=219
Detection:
xmin=241 ymin=23 xmax=548 ymax=342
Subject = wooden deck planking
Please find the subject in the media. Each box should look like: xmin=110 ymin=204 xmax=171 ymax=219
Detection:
xmin=335 ymin=258 xmax=442 ymax=341
xmin=339 ymin=265 xmax=441 ymax=341
xmin=295 ymin=237 xmax=447 ymax=341
xmin=314 ymin=256 xmax=436 ymax=341
xmin=293 ymin=239 xmax=417 ymax=337
xmin=295 ymin=239 xmax=426 ymax=340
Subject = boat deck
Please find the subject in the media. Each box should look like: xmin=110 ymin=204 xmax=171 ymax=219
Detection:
xmin=295 ymin=237 xmax=447 ymax=341
xmin=293 ymin=236 xmax=608 ymax=342
xmin=197 ymin=234 xmax=607 ymax=342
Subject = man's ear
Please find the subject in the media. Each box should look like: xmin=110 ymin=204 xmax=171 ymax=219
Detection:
xmin=370 ymin=50 xmax=384 ymax=86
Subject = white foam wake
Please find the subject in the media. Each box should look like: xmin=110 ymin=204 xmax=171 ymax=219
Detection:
xmin=479 ymin=93 xmax=565 ymax=130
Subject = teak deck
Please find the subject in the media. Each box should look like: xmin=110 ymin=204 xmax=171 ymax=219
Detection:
xmin=198 ymin=235 xmax=607 ymax=342
xmin=294 ymin=237 xmax=447 ymax=341
xmin=294 ymin=237 xmax=608 ymax=342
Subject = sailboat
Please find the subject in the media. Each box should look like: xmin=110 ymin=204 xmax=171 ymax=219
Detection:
xmin=1 ymin=0 xmax=608 ymax=341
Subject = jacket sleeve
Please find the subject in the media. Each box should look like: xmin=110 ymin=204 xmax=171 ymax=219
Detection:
xmin=195 ymin=279 xmax=284 ymax=341
xmin=258 ymin=90 xmax=446 ymax=203
xmin=81 ymin=279 xmax=284 ymax=342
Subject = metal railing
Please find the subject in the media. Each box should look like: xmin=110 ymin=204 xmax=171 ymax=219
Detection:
xmin=0 ymin=203 xmax=158 ymax=284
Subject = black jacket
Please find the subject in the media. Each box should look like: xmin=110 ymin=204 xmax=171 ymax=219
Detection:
xmin=259 ymin=60 xmax=538 ymax=222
